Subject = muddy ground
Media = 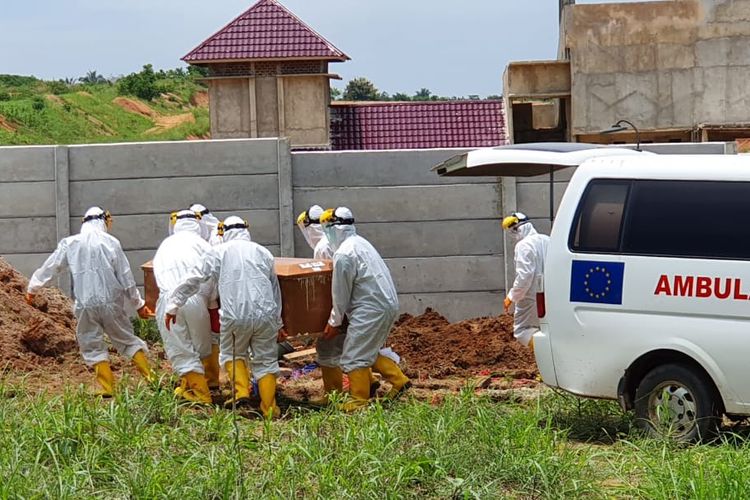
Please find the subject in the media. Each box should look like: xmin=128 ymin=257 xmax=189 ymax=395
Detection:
xmin=0 ymin=257 xmax=540 ymax=407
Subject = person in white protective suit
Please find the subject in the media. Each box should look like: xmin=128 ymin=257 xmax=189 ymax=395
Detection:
xmin=319 ymin=207 xmax=411 ymax=411
xmin=189 ymin=203 xmax=223 ymax=383
xmin=190 ymin=203 xmax=222 ymax=246
xmin=153 ymin=209 xmax=218 ymax=404
xmin=501 ymin=212 xmax=550 ymax=349
xmin=297 ymin=204 xmax=382 ymax=404
xmin=296 ymin=205 xmax=333 ymax=260
xmin=164 ymin=216 xmax=286 ymax=417
xmin=25 ymin=207 xmax=154 ymax=397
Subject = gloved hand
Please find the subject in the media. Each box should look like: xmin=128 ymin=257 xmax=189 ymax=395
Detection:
xmin=321 ymin=323 xmax=339 ymax=340
xmin=503 ymin=296 xmax=513 ymax=313
xmin=277 ymin=327 xmax=289 ymax=342
xmin=208 ymin=307 xmax=220 ymax=333
xmin=137 ymin=305 xmax=153 ymax=319
xmin=165 ymin=313 xmax=177 ymax=331
xmin=25 ymin=293 xmax=35 ymax=306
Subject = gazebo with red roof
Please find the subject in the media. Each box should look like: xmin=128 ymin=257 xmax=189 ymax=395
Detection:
xmin=183 ymin=0 xmax=349 ymax=147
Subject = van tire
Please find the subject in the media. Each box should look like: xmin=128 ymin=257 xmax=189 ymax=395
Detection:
xmin=634 ymin=363 xmax=720 ymax=442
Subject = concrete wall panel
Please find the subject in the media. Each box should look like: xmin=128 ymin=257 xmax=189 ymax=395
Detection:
xmin=355 ymin=220 xmax=502 ymax=259
xmin=68 ymin=139 xmax=279 ymax=180
xmin=516 ymin=182 xmax=569 ymax=219
xmin=70 ymin=209 xmax=280 ymax=251
xmin=397 ymin=291 xmax=503 ymax=323
xmin=69 ymin=174 xmax=279 ymax=216
xmin=0 ymin=146 xmax=55 ymax=182
xmin=386 ymin=256 xmax=504 ymax=294
xmin=0 ymin=217 xmax=57 ymax=254
xmin=292 ymin=149 xmax=493 ymax=187
xmin=282 ymin=76 xmax=329 ymax=146
xmin=294 ymin=184 xmax=501 ymax=223
xmin=213 ymin=78 xmax=250 ymax=138
xmin=0 ymin=182 xmax=56 ymax=217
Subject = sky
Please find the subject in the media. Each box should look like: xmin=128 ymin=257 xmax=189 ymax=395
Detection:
xmin=0 ymin=0 xmax=651 ymax=97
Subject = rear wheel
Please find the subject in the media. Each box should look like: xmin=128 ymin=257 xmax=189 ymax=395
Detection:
xmin=634 ymin=363 xmax=721 ymax=442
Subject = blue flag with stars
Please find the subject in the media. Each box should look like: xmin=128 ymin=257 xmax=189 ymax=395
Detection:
xmin=570 ymin=260 xmax=625 ymax=305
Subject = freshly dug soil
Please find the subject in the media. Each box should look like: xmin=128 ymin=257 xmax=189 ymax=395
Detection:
xmin=0 ymin=258 xmax=79 ymax=371
xmin=387 ymin=308 xmax=538 ymax=379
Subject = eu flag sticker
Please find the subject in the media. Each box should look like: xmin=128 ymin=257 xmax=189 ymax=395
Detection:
xmin=570 ymin=260 xmax=625 ymax=305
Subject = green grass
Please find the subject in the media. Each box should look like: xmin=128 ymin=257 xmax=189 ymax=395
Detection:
xmin=0 ymin=75 xmax=209 ymax=146
xmin=3 ymin=382 xmax=750 ymax=498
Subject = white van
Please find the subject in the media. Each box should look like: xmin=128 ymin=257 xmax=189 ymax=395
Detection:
xmin=436 ymin=143 xmax=748 ymax=441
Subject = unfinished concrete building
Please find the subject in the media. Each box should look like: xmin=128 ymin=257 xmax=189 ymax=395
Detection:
xmin=183 ymin=0 xmax=348 ymax=148
xmin=504 ymin=0 xmax=750 ymax=145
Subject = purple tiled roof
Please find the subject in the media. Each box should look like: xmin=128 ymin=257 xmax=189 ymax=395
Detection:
xmin=183 ymin=0 xmax=348 ymax=63
xmin=330 ymin=101 xmax=508 ymax=150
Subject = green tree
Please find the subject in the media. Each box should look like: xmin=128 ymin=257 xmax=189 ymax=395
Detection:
xmin=117 ymin=64 xmax=158 ymax=101
xmin=330 ymin=86 xmax=342 ymax=100
xmin=413 ymin=88 xmax=432 ymax=101
xmin=79 ymin=70 xmax=107 ymax=84
xmin=343 ymin=77 xmax=379 ymax=101
xmin=392 ymin=92 xmax=411 ymax=101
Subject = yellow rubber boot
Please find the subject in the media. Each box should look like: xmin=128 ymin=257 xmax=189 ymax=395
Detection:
xmin=224 ymin=360 xmax=251 ymax=408
xmin=202 ymin=344 xmax=221 ymax=390
xmin=132 ymin=350 xmax=155 ymax=384
xmin=373 ymin=355 xmax=411 ymax=400
xmin=341 ymin=368 xmax=372 ymax=412
xmin=177 ymin=372 xmax=212 ymax=405
xmin=93 ymin=361 xmax=114 ymax=398
xmin=258 ymin=373 xmax=280 ymax=419
xmin=311 ymin=365 xmax=344 ymax=406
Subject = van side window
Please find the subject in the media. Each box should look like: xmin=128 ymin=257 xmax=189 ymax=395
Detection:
xmin=622 ymin=180 xmax=750 ymax=259
xmin=570 ymin=180 xmax=630 ymax=252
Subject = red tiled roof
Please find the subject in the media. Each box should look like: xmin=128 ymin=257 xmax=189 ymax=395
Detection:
xmin=183 ymin=0 xmax=348 ymax=63
xmin=330 ymin=101 xmax=508 ymax=151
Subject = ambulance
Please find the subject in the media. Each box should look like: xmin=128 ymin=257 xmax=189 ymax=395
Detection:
xmin=436 ymin=143 xmax=748 ymax=441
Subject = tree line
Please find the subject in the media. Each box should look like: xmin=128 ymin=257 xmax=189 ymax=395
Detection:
xmin=334 ymin=77 xmax=501 ymax=102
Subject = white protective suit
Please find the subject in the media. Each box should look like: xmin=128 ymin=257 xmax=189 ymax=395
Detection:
xmin=507 ymin=222 xmax=550 ymax=346
xmin=154 ymin=214 xmax=217 ymax=376
xmin=190 ymin=203 xmax=222 ymax=246
xmin=27 ymin=208 xmax=147 ymax=366
xmin=166 ymin=222 xmax=282 ymax=380
xmin=325 ymin=222 xmax=400 ymax=373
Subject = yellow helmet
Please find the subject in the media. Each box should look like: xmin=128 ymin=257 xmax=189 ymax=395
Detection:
xmin=501 ymin=212 xmax=529 ymax=230
xmin=320 ymin=207 xmax=354 ymax=226
xmin=296 ymin=210 xmax=308 ymax=226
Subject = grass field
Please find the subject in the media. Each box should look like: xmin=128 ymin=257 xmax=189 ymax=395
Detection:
xmin=2 ymin=379 xmax=750 ymax=498
xmin=0 ymin=73 xmax=209 ymax=146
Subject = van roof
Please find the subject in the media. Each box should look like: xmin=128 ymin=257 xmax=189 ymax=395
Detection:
xmin=576 ymin=154 xmax=750 ymax=182
xmin=433 ymin=142 xmax=647 ymax=177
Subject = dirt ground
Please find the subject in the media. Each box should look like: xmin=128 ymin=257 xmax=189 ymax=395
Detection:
xmin=0 ymin=257 xmax=540 ymax=407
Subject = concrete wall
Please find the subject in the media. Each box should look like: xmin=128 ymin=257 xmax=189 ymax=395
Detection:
xmin=563 ymin=0 xmax=750 ymax=136
xmin=0 ymin=141 xmax=509 ymax=322
xmin=291 ymin=149 xmax=505 ymax=321
xmin=0 ymin=139 xmax=291 ymax=289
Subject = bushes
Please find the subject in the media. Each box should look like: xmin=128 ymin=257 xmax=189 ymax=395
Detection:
xmin=118 ymin=64 xmax=159 ymax=101
xmin=31 ymin=96 xmax=45 ymax=111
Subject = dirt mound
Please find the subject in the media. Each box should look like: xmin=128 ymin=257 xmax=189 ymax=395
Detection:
xmin=112 ymin=96 xmax=157 ymax=118
xmin=146 ymin=113 xmax=195 ymax=135
xmin=387 ymin=308 xmax=537 ymax=379
xmin=190 ymin=91 xmax=209 ymax=108
xmin=0 ymin=258 xmax=78 ymax=371
xmin=0 ymin=115 xmax=17 ymax=132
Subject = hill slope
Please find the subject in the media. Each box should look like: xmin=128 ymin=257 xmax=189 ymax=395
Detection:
xmin=0 ymin=74 xmax=210 ymax=145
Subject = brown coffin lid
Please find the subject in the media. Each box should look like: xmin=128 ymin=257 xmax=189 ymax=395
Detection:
xmin=141 ymin=258 xmax=332 ymax=276
xmin=274 ymin=257 xmax=332 ymax=277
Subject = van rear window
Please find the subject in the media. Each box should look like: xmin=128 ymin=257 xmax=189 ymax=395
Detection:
xmin=570 ymin=180 xmax=630 ymax=252
xmin=622 ymin=180 xmax=750 ymax=259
